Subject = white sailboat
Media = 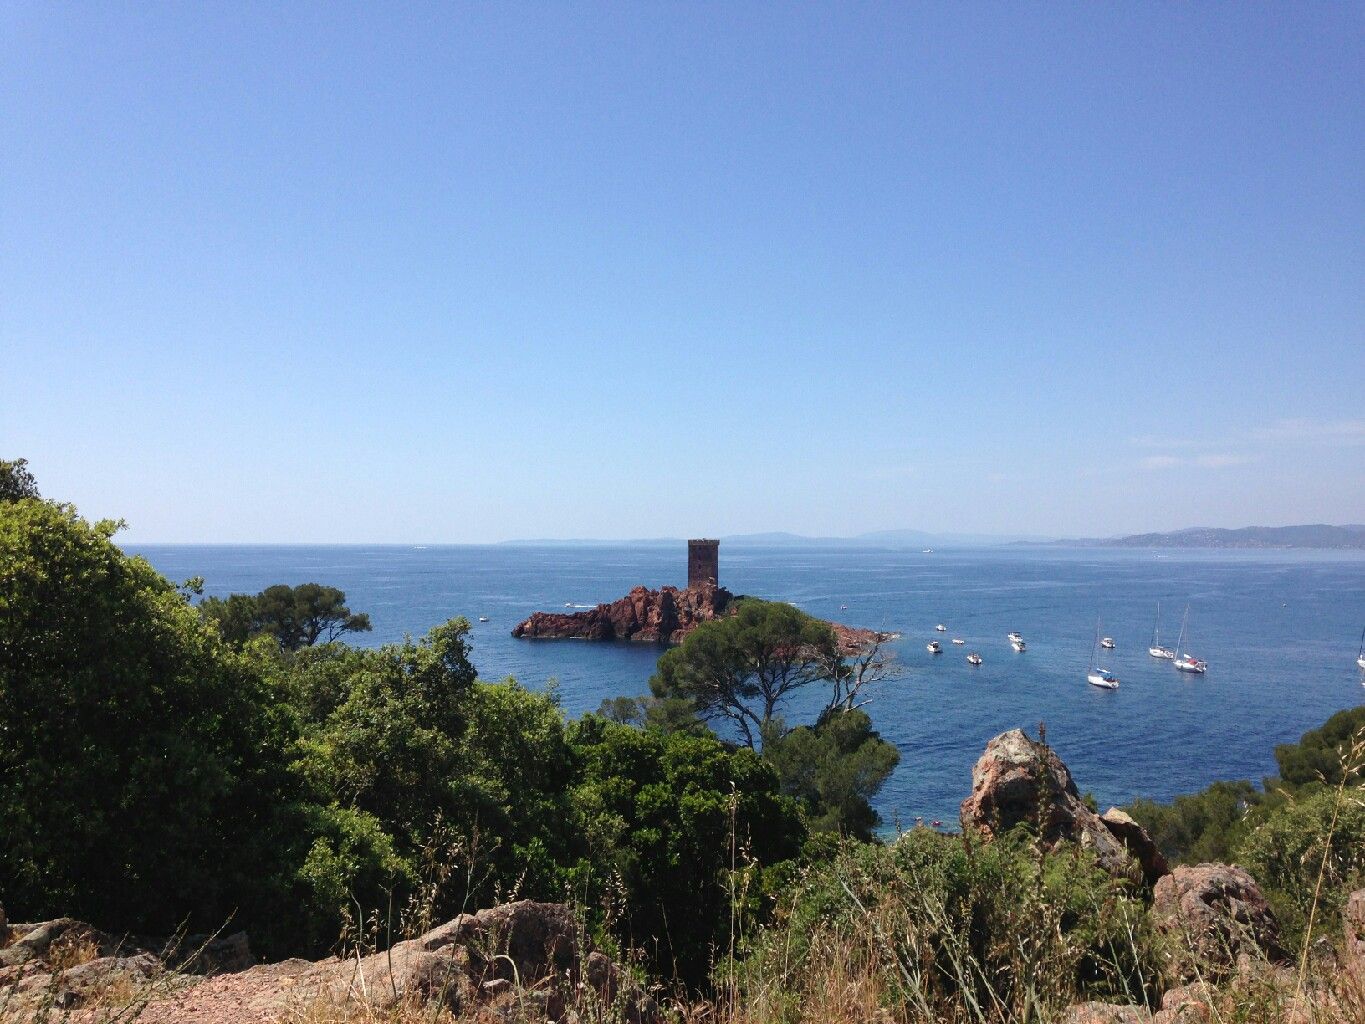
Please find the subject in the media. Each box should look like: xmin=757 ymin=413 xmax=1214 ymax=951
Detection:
xmin=1356 ymin=627 xmax=1365 ymax=671
xmin=1173 ymin=605 xmax=1207 ymax=674
xmin=1148 ymin=602 xmax=1175 ymax=659
xmin=1087 ymin=618 xmax=1119 ymax=690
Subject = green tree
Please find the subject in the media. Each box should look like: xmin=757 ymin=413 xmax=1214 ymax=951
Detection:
xmin=202 ymin=582 xmax=372 ymax=650
xmin=1274 ymin=705 xmax=1365 ymax=789
xmin=762 ymin=707 xmax=900 ymax=840
xmin=567 ymin=714 xmax=807 ymax=985
xmin=1125 ymin=780 xmax=1265 ymax=865
xmin=650 ymin=599 xmax=841 ymax=749
xmin=0 ymin=499 xmax=296 ymax=938
xmin=0 ymin=457 xmax=40 ymax=502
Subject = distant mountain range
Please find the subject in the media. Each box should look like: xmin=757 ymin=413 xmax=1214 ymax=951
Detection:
xmin=501 ymin=529 xmax=1052 ymax=548
xmin=1059 ymin=525 xmax=1365 ymax=550
xmin=502 ymin=524 xmax=1365 ymax=551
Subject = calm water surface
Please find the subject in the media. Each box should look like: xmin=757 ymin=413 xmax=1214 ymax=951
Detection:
xmin=130 ymin=544 xmax=1365 ymax=826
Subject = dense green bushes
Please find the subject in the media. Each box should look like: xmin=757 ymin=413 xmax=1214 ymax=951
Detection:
xmin=734 ymin=827 xmax=1159 ymax=1020
xmin=1126 ymin=703 xmax=1365 ymax=950
xmin=0 ymin=500 xmax=297 ymax=938
xmin=0 ymin=495 xmax=819 ymax=982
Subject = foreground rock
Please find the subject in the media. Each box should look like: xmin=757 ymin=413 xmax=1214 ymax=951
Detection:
xmin=1101 ymin=806 xmax=1170 ymax=887
xmin=3 ymin=901 xmax=660 ymax=1024
xmin=1345 ymin=888 xmax=1365 ymax=972
xmin=959 ymin=729 xmax=1166 ymax=885
xmin=1151 ymin=863 xmax=1286 ymax=979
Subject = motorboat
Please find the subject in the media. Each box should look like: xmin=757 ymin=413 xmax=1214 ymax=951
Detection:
xmin=1010 ymin=637 xmax=1026 ymax=652
xmin=1148 ymin=602 xmax=1175 ymax=659
xmin=1356 ymin=627 xmax=1365 ymax=670
xmin=927 ymin=641 xmax=942 ymax=654
xmin=967 ymin=652 xmax=982 ymax=666
xmin=952 ymin=638 xmax=965 ymax=645
xmin=935 ymin=624 xmax=948 ymax=632
xmin=1100 ymin=637 xmax=1115 ymax=649
xmin=478 ymin=616 xmax=489 ymax=623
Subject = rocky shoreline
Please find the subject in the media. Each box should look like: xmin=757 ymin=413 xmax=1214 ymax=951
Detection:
xmin=511 ymin=582 xmax=893 ymax=655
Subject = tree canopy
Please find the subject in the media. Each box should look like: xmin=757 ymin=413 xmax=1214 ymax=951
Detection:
xmin=650 ymin=599 xmax=842 ymax=749
xmin=201 ymin=582 xmax=372 ymax=650
xmin=0 ymin=457 xmax=40 ymax=502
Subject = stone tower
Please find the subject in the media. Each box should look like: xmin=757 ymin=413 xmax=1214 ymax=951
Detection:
xmin=687 ymin=538 xmax=719 ymax=588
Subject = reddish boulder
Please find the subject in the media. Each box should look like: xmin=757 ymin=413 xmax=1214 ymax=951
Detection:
xmin=1150 ymin=864 xmax=1285 ymax=978
xmin=1101 ymin=807 xmax=1170 ymax=886
xmin=959 ymin=729 xmax=1141 ymax=881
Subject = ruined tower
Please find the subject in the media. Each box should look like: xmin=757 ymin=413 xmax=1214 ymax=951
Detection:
xmin=687 ymin=538 xmax=719 ymax=588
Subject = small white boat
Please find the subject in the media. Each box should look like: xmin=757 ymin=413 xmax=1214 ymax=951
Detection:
xmin=1172 ymin=606 xmax=1207 ymax=674
xmin=478 ymin=616 xmax=490 ymax=623
xmin=1010 ymin=637 xmax=1026 ymax=652
xmin=564 ymin=602 xmax=574 ymax=607
xmin=927 ymin=641 xmax=942 ymax=654
xmin=1148 ymin=602 xmax=1175 ymax=659
xmin=967 ymin=652 xmax=982 ymax=666
xmin=935 ymin=624 xmax=948 ymax=632
xmin=1007 ymin=631 xmax=1023 ymax=643
xmin=1100 ymin=637 xmax=1115 ymax=649
xmin=952 ymin=638 xmax=965 ymax=645
xmin=1088 ymin=618 xmax=1119 ymax=689
xmin=1356 ymin=627 xmax=1365 ymax=670
xmin=922 ymin=548 xmax=933 ymax=554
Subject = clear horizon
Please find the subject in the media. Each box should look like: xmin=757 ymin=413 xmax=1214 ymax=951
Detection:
xmin=3 ymin=4 xmax=1362 ymax=543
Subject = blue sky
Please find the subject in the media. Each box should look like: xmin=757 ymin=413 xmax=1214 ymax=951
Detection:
xmin=2 ymin=3 xmax=1361 ymax=542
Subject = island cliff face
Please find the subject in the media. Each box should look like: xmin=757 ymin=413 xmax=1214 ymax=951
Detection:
xmin=512 ymin=582 xmax=732 ymax=645
xmin=512 ymin=582 xmax=889 ymax=654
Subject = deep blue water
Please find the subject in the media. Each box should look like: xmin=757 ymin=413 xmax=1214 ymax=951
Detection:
xmin=129 ymin=543 xmax=1365 ymax=827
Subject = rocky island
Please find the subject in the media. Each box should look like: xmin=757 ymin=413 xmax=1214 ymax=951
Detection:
xmin=511 ymin=539 xmax=892 ymax=654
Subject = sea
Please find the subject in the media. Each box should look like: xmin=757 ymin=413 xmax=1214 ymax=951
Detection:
xmin=130 ymin=543 xmax=1365 ymax=828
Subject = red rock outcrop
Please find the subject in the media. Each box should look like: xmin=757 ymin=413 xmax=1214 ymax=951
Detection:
xmin=512 ymin=582 xmax=733 ymax=644
xmin=513 ymin=583 xmax=893 ymax=655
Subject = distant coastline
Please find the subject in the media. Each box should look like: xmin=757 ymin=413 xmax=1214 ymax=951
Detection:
xmin=499 ymin=524 xmax=1365 ymax=551
xmin=1039 ymin=524 xmax=1365 ymax=551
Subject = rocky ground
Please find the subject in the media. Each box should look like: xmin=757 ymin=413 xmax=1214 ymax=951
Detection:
xmin=0 ymin=902 xmax=659 ymax=1024
xmin=6 ymin=729 xmax=1361 ymax=1023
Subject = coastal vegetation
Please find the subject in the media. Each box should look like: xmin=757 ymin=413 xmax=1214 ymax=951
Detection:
xmin=3 ymin=462 xmax=1364 ymax=1022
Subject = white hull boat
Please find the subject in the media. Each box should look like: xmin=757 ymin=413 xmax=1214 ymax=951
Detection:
xmin=1148 ymin=603 xmax=1174 ymax=658
xmin=1010 ymin=638 xmax=1026 ymax=652
xmin=1087 ymin=617 xmax=1118 ymax=689
xmin=1087 ymin=669 xmax=1120 ymax=690
xmin=927 ymin=641 xmax=942 ymax=654
xmin=952 ymin=638 xmax=965 ymax=645
xmin=967 ymin=653 xmax=983 ymax=666
xmin=1172 ymin=606 xmax=1207 ymax=674
xmin=1100 ymin=637 xmax=1115 ymax=649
